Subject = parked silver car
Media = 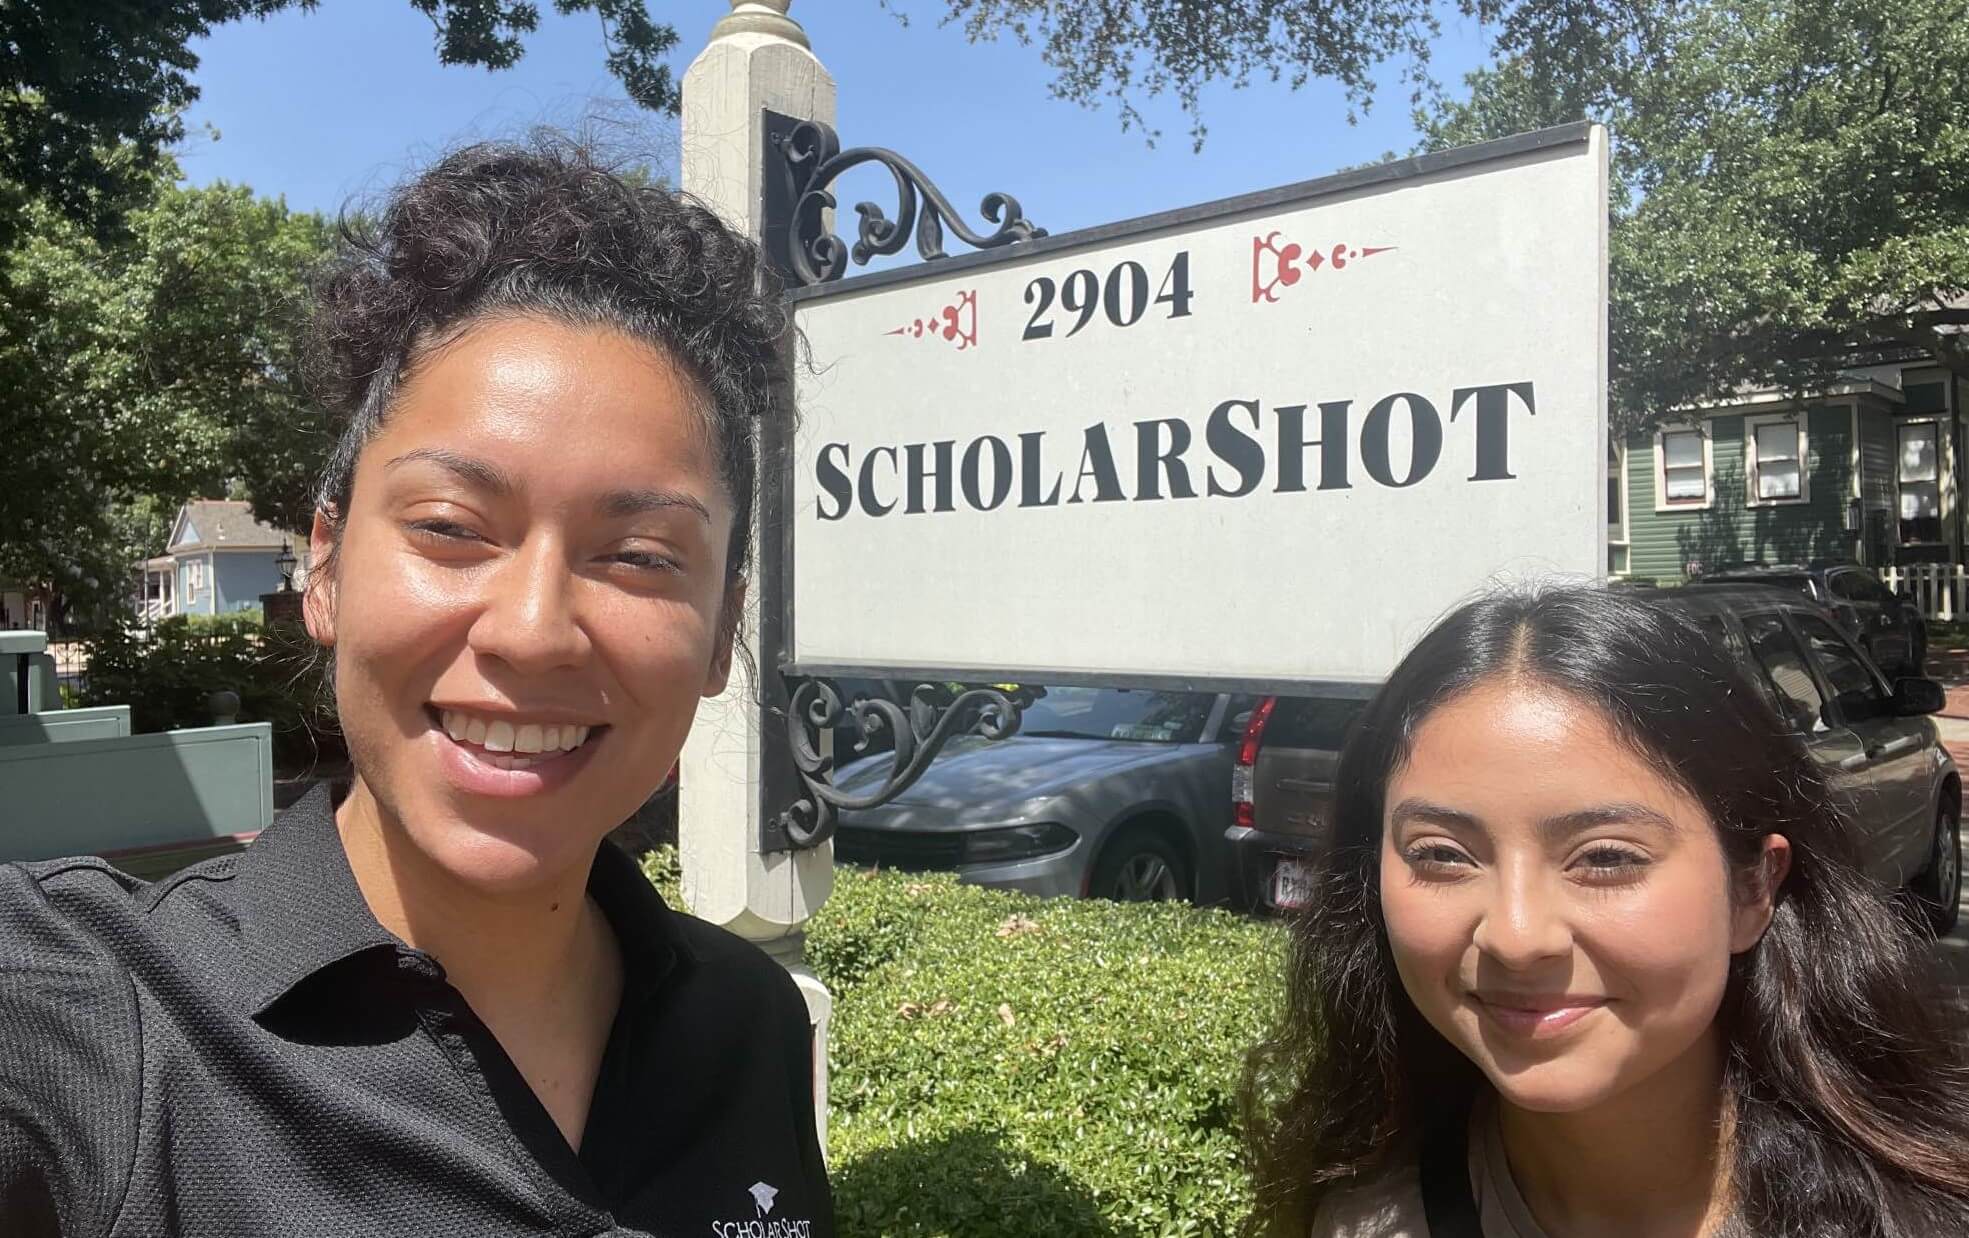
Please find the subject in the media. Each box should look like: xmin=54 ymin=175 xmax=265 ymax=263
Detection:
xmin=831 ymin=687 xmax=1253 ymax=903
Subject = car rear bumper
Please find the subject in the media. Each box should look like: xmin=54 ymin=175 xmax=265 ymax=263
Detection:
xmin=1226 ymin=824 xmax=1323 ymax=912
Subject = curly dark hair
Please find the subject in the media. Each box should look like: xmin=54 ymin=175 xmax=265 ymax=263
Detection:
xmin=1242 ymin=584 xmax=1969 ymax=1237
xmin=304 ymin=136 xmax=786 ymax=577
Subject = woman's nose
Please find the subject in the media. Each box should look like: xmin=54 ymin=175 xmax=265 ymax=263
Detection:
xmin=1470 ymin=866 xmax=1573 ymax=968
xmin=467 ymin=537 xmax=589 ymax=673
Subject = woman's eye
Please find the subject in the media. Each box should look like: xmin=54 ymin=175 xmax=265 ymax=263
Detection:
xmin=608 ymin=549 xmax=681 ymax=574
xmin=407 ymin=518 xmax=482 ymax=543
xmin=1572 ymin=845 xmax=1649 ymax=877
xmin=1402 ymin=843 xmax=1472 ymax=874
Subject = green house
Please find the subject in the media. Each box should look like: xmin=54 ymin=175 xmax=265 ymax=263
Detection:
xmin=1609 ymin=358 xmax=1966 ymax=583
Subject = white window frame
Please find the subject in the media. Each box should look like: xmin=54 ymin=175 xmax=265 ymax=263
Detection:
xmin=1896 ymin=417 xmax=1944 ymax=545
xmin=1743 ymin=412 xmax=1810 ymax=507
xmin=1607 ymin=437 xmax=1630 ymax=575
xmin=1653 ymin=423 xmax=1713 ymax=512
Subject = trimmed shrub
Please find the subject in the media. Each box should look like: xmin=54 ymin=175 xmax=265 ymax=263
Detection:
xmin=80 ymin=615 xmax=339 ymax=768
xmin=640 ymin=851 xmax=1284 ymax=1237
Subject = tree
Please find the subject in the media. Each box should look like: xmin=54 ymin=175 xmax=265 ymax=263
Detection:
xmin=1 ymin=0 xmax=685 ymax=626
xmin=883 ymin=0 xmax=1647 ymax=150
xmin=0 ymin=156 xmax=330 ymax=627
xmin=1418 ymin=0 xmax=1969 ymax=430
xmin=0 ymin=0 xmax=680 ymax=239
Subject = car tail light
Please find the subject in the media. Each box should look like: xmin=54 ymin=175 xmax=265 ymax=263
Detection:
xmin=1234 ymin=696 xmax=1278 ymax=829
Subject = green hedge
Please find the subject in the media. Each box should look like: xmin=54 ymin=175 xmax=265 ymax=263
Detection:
xmin=80 ymin=615 xmax=339 ymax=767
xmin=640 ymin=852 xmax=1284 ymax=1237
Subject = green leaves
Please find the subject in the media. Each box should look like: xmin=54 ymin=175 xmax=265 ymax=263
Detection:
xmin=819 ymin=872 xmax=1280 ymax=1235
xmin=1421 ymin=0 xmax=1969 ymax=431
xmin=639 ymin=856 xmax=1287 ymax=1237
xmin=78 ymin=612 xmax=338 ymax=765
xmin=0 ymin=160 xmax=330 ymax=622
xmin=890 ymin=0 xmax=1446 ymax=151
xmin=0 ymin=1 xmax=683 ymax=239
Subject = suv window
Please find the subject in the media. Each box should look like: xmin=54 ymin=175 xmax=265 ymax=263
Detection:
xmin=1741 ymin=612 xmax=1825 ymax=733
xmin=1792 ymin=613 xmax=1882 ymax=705
xmin=1266 ymin=696 xmax=1368 ymax=752
xmin=1830 ymin=569 xmax=1895 ymax=605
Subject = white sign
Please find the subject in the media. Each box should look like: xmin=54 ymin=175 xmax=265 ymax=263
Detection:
xmin=788 ymin=125 xmax=1607 ymax=685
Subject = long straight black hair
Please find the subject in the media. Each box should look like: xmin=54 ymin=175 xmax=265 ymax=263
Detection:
xmin=1242 ymin=584 xmax=1969 ymax=1237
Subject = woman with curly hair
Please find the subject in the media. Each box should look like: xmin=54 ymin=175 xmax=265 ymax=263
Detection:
xmin=1244 ymin=585 xmax=1969 ymax=1238
xmin=0 ymin=140 xmax=833 ymax=1236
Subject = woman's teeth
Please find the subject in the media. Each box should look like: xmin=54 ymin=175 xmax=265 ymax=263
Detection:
xmin=438 ymin=710 xmax=593 ymax=768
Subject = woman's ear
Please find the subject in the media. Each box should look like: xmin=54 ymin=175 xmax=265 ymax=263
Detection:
xmin=303 ymin=509 xmax=338 ymax=648
xmin=1731 ymin=834 xmax=1793 ymax=952
xmin=703 ymin=578 xmax=747 ymax=698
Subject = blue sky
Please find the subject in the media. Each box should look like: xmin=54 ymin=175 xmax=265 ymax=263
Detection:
xmin=180 ymin=3 xmax=1496 ymax=238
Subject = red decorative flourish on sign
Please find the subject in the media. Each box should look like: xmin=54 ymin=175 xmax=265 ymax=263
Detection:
xmin=1251 ymin=232 xmax=1395 ymax=303
xmin=885 ymin=289 xmax=978 ymax=350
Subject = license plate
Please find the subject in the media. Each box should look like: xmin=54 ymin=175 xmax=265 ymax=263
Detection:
xmin=1269 ymin=857 xmax=1316 ymax=910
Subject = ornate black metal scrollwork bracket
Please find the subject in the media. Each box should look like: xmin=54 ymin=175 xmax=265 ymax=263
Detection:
xmin=762 ymin=109 xmax=1047 ymax=287
xmin=769 ymin=679 xmax=1034 ymax=851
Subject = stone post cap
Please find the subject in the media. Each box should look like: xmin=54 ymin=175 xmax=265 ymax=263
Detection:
xmin=208 ymin=689 xmax=241 ymax=726
xmin=710 ymin=0 xmax=809 ymax=48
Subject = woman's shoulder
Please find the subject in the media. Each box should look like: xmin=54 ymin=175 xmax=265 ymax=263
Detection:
xmin=663 ymin=906 xmax=812 ymax=1022
xmin=0 ymin=855 xmax=150 ymax=1052
xmin=0 ymin=854 xmax=151 ymax=969
xmin=0 ymin=858 xmax=149 ymax=1234
xmin=1308 ymin=1164 xmax=1429 ymax=1238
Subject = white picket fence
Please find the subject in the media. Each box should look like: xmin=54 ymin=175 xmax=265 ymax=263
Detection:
xmin=1883 ymin=564 xmax=1969 ymax=621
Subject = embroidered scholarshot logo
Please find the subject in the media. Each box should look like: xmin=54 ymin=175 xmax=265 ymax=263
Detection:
xmin=750 ymin=1182 xmax=778 ymax=1217
xmin=710 ymin=1182 xmax=811 ymax=1238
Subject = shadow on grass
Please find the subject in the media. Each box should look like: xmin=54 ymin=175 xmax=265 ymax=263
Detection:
xmin=831 ymin=1127 xmax=1120 ymax=1238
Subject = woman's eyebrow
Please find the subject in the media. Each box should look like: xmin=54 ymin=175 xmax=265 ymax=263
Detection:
xmin=1539 ymin=804 xmax=1678 ymax=839
xmin=380 ymin=449 xmax=708 ymax=524
xmin=596 ymin=487 xmax=712 ymax=523
xmin=385 ymin=447 xmax=515 ymax=496
xmin=1388 ymin=798 xmax=1484 ymax=832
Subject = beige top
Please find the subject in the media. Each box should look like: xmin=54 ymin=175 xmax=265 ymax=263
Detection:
xmin=1309 ymin=1107 xmax=1551 ymax=1238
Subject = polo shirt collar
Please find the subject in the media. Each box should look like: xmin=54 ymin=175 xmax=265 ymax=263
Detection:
xmin=236 ymin=782 xmax=398 ymax=1018
xmin=234 ymin=783 xmax=694 ymax=1019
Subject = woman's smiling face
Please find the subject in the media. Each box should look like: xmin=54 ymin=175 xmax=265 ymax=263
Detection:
xmin=307 ymin=314 xmax=738 ymax=891
xmin=1378 ymin=677 xmax=1780 ymax=1114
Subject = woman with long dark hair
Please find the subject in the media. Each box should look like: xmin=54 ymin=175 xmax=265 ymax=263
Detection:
xmin=1244 ymin=584 xmax=1969 ymax=1237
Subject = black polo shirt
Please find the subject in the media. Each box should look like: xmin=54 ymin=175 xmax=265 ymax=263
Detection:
xmin=0 ymin=784 xmax=832 ymax=1237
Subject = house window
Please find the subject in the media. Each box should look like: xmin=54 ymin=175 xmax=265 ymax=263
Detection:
xmin=1898 ymin=420 xmax=1942 ymax=543
xmin=1747 ymin=415 xmax=1806 ymax=503
xmin=1607 ymin=439 xmax=1629 ymax=575
xmin=1607 ymin=440 xmax=1625 ymax=533
xmin=1655 ymin=426 xmax=1710 ymax=510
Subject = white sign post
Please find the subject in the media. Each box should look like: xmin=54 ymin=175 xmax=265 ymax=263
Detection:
xmin=785 ymin=125 xmax=1608 ymax=688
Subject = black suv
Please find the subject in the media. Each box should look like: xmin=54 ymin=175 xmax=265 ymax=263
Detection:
xmin=1691 ymin=561 xmax=1925 ymax=677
